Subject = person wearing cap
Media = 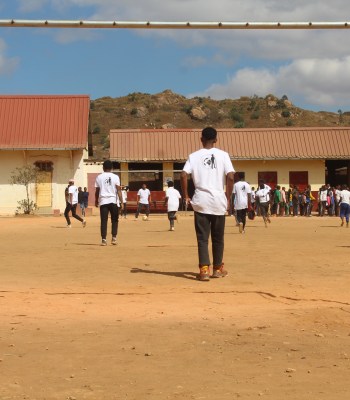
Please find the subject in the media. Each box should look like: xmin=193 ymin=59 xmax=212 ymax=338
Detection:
xmin=181 ymin=127 xmax=235 ymax=281
xmin=95 ymin=160 xmax=123 ymax=246
xmin=64 ymin=179 xmax=86 ymax=228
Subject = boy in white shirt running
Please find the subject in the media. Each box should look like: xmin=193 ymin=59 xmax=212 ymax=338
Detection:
xmin=64 ymin=179 xmax=86 ymax=228
xmin=164 ymin=181 xmax=181 ymax=231
xmin=233 ymin=172 xmax=252 ymax=233
xmin=181 ymin=127 xmax=235 ymax=281
xmin=95 ymin=160 xmax=123 ymax=246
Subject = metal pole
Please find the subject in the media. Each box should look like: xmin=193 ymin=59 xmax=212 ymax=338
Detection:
xmin=0 ymin=19 xmax=349 ymax=30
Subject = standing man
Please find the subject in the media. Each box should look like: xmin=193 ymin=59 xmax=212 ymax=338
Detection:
xmin=232 ymin=172 xmax=252 ymax=234
xmin=181 ymin=127 xmax=235 ymax=281
xmin=121 ymin=186 xmax=128 ymax=219
xmin=164 ymin=181 xmax=181 ymax=231
xmin=64 ymin=179 xmax=86 ymax=228
xmin=95 ymin=160 xmax=123 ymax=246
xmin=135 ymin=183 xmax=151 ymax=220
xmin=339 ymin=184 xmax=350 ymax=228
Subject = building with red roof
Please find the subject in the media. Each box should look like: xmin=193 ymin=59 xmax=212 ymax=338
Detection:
xmin=0 ymin=95 xmax=90 ymax=215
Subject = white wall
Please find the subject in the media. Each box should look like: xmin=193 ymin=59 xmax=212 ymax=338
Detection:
xmin=0 ymin=149 xmax=87 ymax=215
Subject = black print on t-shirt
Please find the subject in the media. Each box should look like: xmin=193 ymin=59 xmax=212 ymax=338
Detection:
xmin=104 ymin=177 xmax=112 ymax=185
xmin=203 ymin=154 xmax=217 ymax=169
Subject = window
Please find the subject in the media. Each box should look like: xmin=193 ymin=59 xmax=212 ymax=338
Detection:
xmin=34 ymin=161 xmax=53 ymax=172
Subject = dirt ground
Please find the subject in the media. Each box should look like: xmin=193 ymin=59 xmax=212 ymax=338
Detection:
xmin=1 ymin=212 xmax=350 ymax=400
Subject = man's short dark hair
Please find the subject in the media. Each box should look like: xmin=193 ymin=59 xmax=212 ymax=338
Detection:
xmin=238 ymin=172 xmax=245 ymax=180
xmin=201 ymin=127 xmax=217 ymax=141
xmin=103 ymin=160 xmax=113 ymax=170
xmin=167 ymin=180 xmax=174 ymax=187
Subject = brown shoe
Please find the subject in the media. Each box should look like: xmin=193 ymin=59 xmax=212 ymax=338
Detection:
xmin=212 ymin=264 xmax=228 ymax=278
xmin=197 ymin=265 xmax=210 ymax=281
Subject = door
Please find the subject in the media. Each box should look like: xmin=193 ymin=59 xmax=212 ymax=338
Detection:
xmin=36 ymin=171 xmax=52 ymax=207
xmin=258 ymin=171 xmax=277 ymax=188
xmin=289 ymin=171 xmax=308 ymax=191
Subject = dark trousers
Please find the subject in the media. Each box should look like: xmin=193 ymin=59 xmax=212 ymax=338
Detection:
xmin=64 ymin=203 xmax=83 ymax=225
xmin=100 ymin=203 xmax=119 ymax=240
xmin=259 ymin=202 xmax=269 ymax=221
xmin=168 ymin=211 xmax=176 ymax=227
xmin=236 ymin=208 xmax=247 ymax=229
xmin=121 ymin=202 xmax=127 ymax=217
xmin=194 ymin=212 xmax=225 ymax=268
xmin=135 ymin=203 xmax=150 ymax=218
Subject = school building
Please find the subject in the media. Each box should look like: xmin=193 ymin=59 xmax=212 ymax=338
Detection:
xmin=0 ymin=95 xmax=90 ymax=215
xmin=100 ymin=128 xmax=350 ymax=207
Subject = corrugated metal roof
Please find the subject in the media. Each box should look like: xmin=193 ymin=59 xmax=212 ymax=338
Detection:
xmin=110 ymin=127 xmax=350 ymax=161
xmin=0 ymin=95 xmax=90 ymax=150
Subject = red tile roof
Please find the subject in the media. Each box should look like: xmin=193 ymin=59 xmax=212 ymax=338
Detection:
xmin=110 ymin=127 xmax=350 ymax=161
xmin=0 ymin=95 xmax=90 ymax=150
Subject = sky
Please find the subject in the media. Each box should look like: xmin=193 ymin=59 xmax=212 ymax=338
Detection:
xmin=1 ymin=0 xmax=350 ymax=112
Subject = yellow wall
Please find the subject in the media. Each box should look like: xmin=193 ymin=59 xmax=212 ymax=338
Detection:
xmin=232 ymin=159 xmax=325 ymax=190
xmin=0 ymin=149 xmax=87 ymax=215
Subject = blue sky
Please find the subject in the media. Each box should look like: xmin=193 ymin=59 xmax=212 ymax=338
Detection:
xmin=1 ymin=0 xmax=350 ymax=111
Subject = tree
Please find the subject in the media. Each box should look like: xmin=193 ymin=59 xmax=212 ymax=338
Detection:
xmin=10 ymin=165 xmax=42 ymax=214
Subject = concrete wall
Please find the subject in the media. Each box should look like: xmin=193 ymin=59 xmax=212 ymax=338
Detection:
xmin=0 ymin=149 xmax=86 ymax=215
xmin=232 ymin=159 xmax=326 ymax=190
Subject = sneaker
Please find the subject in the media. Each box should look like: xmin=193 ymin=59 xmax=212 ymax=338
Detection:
xmin=101 ymin=239 xmax=107 ymax=246
xmin=82 ymin=220 xmax=86 ymax=228
xmin=67 ymin=224 xmax=72 ymax=228
xmin=111 ymin=237 xmax=117 ymax=245
xmin=238 ymin=222 xmax=243 ymax=233
xmin=197 ymin=265 xmax=210 ymax=281
xmin=170 ymin=227 xmax=175 ymax=231
xmin=212 ymin=264 xmax=228 ymax=278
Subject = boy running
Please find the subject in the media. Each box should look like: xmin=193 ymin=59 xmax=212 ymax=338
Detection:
xmin=164 ymin=181 xmax=181 ymax=231
xmin=64 ymin=179 xmax=86 ymax=228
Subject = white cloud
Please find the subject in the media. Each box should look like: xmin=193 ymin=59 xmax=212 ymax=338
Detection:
xmin=0 ymin=39 xmax=19 ymax=75
xmin=188 ymin=57 xmax=350 ymax=109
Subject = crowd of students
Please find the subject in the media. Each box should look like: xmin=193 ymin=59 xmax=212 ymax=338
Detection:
xmin=245 ymin=183 xmax=350 ymax=220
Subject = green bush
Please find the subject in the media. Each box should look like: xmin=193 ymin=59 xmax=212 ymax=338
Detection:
xmin=282 ymin=110 xmax=291 ymax=118
xmin=250 ymin=111 xmax=260 ymax=120
xmin=230 ymin=111 xmax=244 ymax=123
xmin=286 ymin=119 xmax=294 ymax=126
xmin=234 ymin=121 xmax=245 ymax=128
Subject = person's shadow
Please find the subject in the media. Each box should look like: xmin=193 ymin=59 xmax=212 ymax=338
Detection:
xmin=130 ymin=267 xmax=197 ymax=281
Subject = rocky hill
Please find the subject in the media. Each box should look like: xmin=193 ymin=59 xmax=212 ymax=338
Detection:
xmin=89 ymin=90 xmax=349 ymax=159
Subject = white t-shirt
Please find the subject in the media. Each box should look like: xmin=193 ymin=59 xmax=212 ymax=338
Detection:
xmin=233 ymin=181 xmax=252 ymax=210
xmin=121 ymin=189 xmax=128 ymax=203
xmin=256 ymin=187 xmax=270 ymax=203
xmin=335 ymin=189 xmax=342 ymax=202
xmin=183 ymin=147 xmax=235 ymax=215
xmin=68 ymin=185 xmax=79 ymax=205
xmin=166 ymin=187 xmax=181 ymax=212
xmin=340 ymin=189 xmax=350 ymax=205
xmin=95 ymin=172 xmax=120 ymax=206
xmin=138 ymin=188 xmax=151 ymax=204
xmin=319 ymin=189 xmax=328 ymax=202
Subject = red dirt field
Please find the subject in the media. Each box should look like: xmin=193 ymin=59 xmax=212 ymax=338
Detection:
xmin=1 ymin=213 xmax=350 ymax=400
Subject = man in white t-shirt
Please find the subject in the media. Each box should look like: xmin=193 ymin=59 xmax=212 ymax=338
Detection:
xmin=64 ymin=179 xmax=86 ymax=228
xmin=339 ymin=184 xmax=350 ymax=228
xmin=164 ymin=180 xmax=181 ymax=231
xmin=121 ymin=186 xmax=128 ymax=219
xmin=233 ymin=172 xmax=252 ymax=233
xmin=95 ymin=160 xmax=123 ymax=246
xmin=135 ymin=183 xmax=151 ymax=220
xmin=255 ymin=181 xmax=272 ymax=227
xmin=181 ymin=127 xmax=235 ymax=281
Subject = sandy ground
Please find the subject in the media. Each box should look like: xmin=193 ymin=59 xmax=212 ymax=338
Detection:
xmin=0 ymin=212 xmax=350 ymax=400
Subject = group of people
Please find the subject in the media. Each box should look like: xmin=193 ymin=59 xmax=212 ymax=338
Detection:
xmin=65 ymin=126 xmax=350 ymax=282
